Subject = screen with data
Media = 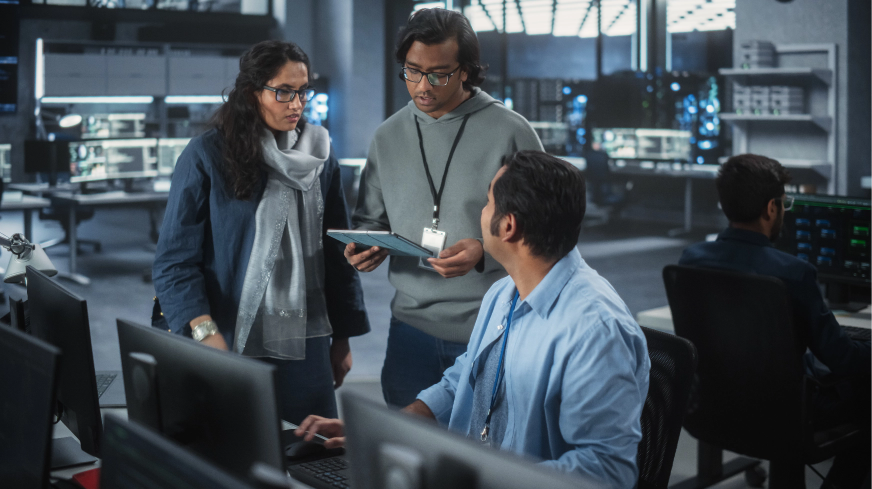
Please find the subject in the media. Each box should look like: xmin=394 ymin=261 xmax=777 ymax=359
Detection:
xmin=777 ymin=194 xmax=871 ymax=286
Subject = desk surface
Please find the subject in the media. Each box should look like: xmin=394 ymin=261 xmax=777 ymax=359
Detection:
xmin=637 ymin=305 xmax=872 ymax=333
xmin=0 ymin=194 xmax=51 ymax=210
xmin=51 ymin=190 xmax=170 ymax=206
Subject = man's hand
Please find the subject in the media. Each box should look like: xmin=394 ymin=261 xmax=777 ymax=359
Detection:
xmin=330 ymin=337 xmax=352 ymax=388
xmin=427 ymin=238 xmax=483 ymax=278
xmin=401 ymin=399 xmax=436 ymax=420
xmin=296 ymin=415 xmax=346 ymax=449
xmin=344 ymin=242 xmax=389 ymax=272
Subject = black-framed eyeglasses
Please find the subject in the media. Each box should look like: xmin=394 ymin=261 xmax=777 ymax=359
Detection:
xmin=777 ymin=195 xmax=795 ymax=211
xmin=262 ymin=86 xmax=315 ymax=103
xmin=400 ymin=66 xmax=461 ymax=87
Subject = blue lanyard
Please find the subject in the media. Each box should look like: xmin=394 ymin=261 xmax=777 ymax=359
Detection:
xmin=480 ymin=290 xmax=520 ymax=443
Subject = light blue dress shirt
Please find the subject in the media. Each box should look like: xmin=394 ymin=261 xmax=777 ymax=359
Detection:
xmin=417 ymin=248 xmax=650 ymax=488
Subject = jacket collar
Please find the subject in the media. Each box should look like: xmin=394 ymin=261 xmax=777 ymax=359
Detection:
xmin=718 ymin=227 xmax=774 ymax=248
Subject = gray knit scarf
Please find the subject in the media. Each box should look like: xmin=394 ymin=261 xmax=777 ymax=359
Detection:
xmin=233 ymin=124 xmax=333 ymax=359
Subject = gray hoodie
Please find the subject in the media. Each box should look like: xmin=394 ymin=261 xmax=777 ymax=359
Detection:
xmin=353 ymin=88 xmax=543 ymax=343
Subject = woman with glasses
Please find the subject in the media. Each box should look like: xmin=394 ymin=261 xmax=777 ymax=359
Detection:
xmin=153 ymin=40 xmax=370 ymax=423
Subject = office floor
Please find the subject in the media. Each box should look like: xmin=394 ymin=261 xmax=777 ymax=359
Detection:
xmin=0 ymin=206 xmax=834 ymax=488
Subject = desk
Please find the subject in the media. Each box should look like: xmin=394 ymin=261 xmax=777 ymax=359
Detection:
xmin=608 ymin=161 xmax=719 ymax=236
xmin=637 ymin=305 xmax=872 ymax=333
xmin=50 ymin=191 xmax=169 ymax=285
xmin=1 ymin=195 xmax=51 ymax=240
xmin=9 ymin=182 xmax=77 ymax=196
xmin=50 ymin=408 xmax=317 ymax=488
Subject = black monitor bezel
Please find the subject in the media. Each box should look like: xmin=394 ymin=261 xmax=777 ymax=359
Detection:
xmin=116 ymin=319 xmax=285 ymax=479
xmin=0 ymin=323 xmax=62 ymax=489
xmin=25 ymin=266 xmax=103 ymax=457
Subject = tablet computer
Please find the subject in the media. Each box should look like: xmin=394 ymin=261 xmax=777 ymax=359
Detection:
xmin=327 ymin=230 xmax=434 ymax=258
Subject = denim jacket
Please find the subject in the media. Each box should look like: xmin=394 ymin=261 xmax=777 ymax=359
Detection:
xmin=152 ymin=126 xmax=370 ymax=347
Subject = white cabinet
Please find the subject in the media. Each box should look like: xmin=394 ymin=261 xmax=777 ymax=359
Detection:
xmin=106 ymin=56 xmax=166 ymax=96
xmin=44 ymin=54 xmax=107 ymax=96
xmin=168 ymin=56 xmax=226 ymax=95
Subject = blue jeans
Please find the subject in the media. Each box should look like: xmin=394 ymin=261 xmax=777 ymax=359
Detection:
xmin=381 ymin=318 xmax=468 ymax=408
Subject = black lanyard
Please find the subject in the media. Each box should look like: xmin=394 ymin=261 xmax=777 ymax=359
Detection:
xmin=480 ymin=290 xmax=520 ymax=443
xmin=414 ymin=113 xmax=471 ymax=230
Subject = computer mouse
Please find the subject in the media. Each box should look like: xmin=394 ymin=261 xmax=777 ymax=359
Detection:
xmin=285 ymin=440 xmax=328 ymax=461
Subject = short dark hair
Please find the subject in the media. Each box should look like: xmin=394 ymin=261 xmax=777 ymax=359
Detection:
xmin=490 ymin=151 xmax=587 ymax=261
xmin=395 ymin=8 xmax=486 ymax=91
xmin=716 ymin=154 xmax=791 ymax=223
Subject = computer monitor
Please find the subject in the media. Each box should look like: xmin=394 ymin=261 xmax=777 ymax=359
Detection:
xmin=776 ymin=193 xmax=871 ymax=308
xmin=0 ymin=143 xmax=11 ymax=183
xmin=116 ymin=319 xmax=285 ymax=479
xmin=81 ymin=113 xmax=146 ymax=140
xmin=340 ymin=392 xmax=604 ymax=489
xmin=68 ymin=138 xmax=159 ymax=183
xmin=592 ymin=128 xmax=692 ymax=162
xmin=156 ymin=138 xmax=191 ymax=175
xmin=100 ymin=414 xmax=258 ymax=489
xmin=0 ymin=324 xmax=61 ymax=489
xmin=26 ymin=266 xmax=103 ymax=457
xmin=24 ymin=139 xmax=71 ymax=184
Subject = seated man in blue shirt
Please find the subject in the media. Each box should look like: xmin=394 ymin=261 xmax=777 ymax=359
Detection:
xmin=298 ymin=150 xmax=651 ymax=487
xmin=679 ymin=153 xmax=870 ymax=489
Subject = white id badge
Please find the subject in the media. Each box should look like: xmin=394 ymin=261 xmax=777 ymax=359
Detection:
xmin=418 ymin=227 xmax=447 ymax=271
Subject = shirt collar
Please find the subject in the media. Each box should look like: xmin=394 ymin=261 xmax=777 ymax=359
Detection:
xmin=718 ymin=227 xmax=774 ymax=248
xmin=518 ymin=248 xmax=581 ymax=320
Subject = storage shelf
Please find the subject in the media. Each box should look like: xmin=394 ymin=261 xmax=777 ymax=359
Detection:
xmin=719 ymin=67 xmax=832 ymax=86
xmin=779 ymin=159 xmax=832 ymax=180
xmin=720 ymin=113 xmax=831 ymax=132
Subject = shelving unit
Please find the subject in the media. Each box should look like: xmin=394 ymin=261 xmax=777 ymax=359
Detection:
xmin=719 ymin=44 xmax=838 ymax=193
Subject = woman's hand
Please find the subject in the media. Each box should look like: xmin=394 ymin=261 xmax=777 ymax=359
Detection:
xmin=201 ymin=333 xmax=229 ymax=351
xmin=330 ymin=337 xmax=352 ymax=388
xmin=296 ymin=415 xmax=346 ymax=449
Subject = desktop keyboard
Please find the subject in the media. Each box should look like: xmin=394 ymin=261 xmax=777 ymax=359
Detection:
xmin=844 ymin=326 xmax=871 ymax=341
xmin=95 ymin=373 xmax=117 ymax=397
xmin=291 ymin=458 xmax=350 ymax=489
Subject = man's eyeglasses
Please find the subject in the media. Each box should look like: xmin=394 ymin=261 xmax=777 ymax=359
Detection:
xmin=777 ymin=195 xmax=794 ymax=211
xmin=262 ymin=86 xmax=316 ymax=103
xmin=400 ymin=66 xmax=461 ymax=87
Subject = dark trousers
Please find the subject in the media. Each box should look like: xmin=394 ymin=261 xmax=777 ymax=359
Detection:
xmin=817 ymin=374 xmax=871 ymax=489
xmin=259 ymin=336 xmax=337 ymax=425
xmin=380 ymin=318 xmax=468 ymax=408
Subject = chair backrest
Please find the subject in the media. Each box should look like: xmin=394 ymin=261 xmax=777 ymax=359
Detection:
xmin=662 ymin=265 xmax=807 ymax=459
xmin=636 ymin=326 xmax=698 ymax=489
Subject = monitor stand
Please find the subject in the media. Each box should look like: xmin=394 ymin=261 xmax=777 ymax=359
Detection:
xmin=51 ymin=436 xmax=98 ymax=469
xmin=826 ymin=282 xmax=871 ymax=313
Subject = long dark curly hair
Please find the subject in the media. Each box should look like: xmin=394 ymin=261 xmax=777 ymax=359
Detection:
xmin=213 ymin=40 xmax=311 ymax=200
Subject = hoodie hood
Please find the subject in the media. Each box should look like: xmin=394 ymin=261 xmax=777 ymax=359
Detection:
xmin=407 ymin=87 xmax=503 ymax=125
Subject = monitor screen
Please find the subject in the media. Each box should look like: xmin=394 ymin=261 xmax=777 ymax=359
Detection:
xmin=81 ymin=113 xmax=146 ymax=140
xmin=593 ymin=128 xmax=692 ymax=162
xmin=0 ymin=143 xmax=11 ymax=182
xmin=157 ymin=138 xmax=190 ymax=175
xmin=0 ymin=325 xmax=61 ymax=489
xmin=116 ymin=319 xmax=284 ymax=479
xmin=776 ymin=194 xmax=871 ymax=286
xmin=341 ymin=392 xmax=603 ymax=489
xmin=68 ymin=138 xmax=158 ymax=183
xmin=26 ymin=266 xmax=104 ymax=457
xmin=101 ymin=415 xmax=256 ymax=489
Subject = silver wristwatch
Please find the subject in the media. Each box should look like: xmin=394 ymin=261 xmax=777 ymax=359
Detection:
xmin=191 ymin=320 xmax=219 ymax=342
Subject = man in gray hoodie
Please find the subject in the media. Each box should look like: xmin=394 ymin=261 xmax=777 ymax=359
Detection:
xmin=347 ymin=8 xmax=543 ymax=407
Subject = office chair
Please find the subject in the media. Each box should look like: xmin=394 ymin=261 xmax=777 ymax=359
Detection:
xmin=39 ymin=205 xmax=102 ymax=253
xmin=582 ymin=147 xmax=631 ymax=228
xmin=636 ymin=326 xmax=698 ymax=489
xmin=663 ymin=265 xmax=865 ymax=489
